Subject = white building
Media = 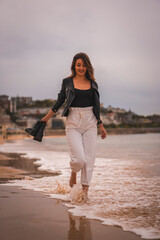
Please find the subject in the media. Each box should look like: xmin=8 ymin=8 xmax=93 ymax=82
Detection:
xmin=107 ymin=105 xmax=126 ymax=113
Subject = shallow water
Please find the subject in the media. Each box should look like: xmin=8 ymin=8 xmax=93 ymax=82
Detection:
xmin=0 ymin=133 xmax=160 ymax=239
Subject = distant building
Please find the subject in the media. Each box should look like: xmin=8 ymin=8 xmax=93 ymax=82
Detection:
xmin=10 ymin=98 xmax=17 ymax=113
xmin=100 ymin=103 xmax=104 ymax=108
xmin=137 ymin=118 xmax=152 ymax=124
xmin=0 ymin=95 xmax=9 ymax=101
xmin=52 ymin=118 xmax=65 ymax=129
xmin=18 ymin=107 xmax=50 ymax=117
xmin=0 ymin=113 xmax=11 ymax=124
xmin=107 ymin=105 xmax=126 ymax=113
xmin=103 ymin=112 xmax=121 ymax=125
xmin=11 ymin=96 xmax=33 ymax=108
xmin=0 ymin=95 xmax=10 ymax=110
xmin=16 ymin=118 xmax=28 ymax=127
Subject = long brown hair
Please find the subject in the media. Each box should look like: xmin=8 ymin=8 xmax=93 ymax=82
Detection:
xmin=68 ymin=52 xmax=95 ymax=81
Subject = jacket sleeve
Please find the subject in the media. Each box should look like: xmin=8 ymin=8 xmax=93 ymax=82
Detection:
xmin=94 ymin=81 xmax=98 ymax=88
xmin=94 ymin=81 xmax=103 ymax=125
xmin=51 ymin=79 xmax=66 ymax=113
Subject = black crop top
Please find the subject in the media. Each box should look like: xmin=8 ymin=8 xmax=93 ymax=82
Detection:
xmin=70 ymin=87 xmax=94 ymax=108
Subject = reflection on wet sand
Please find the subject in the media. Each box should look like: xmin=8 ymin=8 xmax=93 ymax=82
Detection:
xmin=67 ymin=212 xmax=92 ymax=240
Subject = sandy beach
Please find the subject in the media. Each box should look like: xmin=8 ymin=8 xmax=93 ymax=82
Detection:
xmin=0 ymin=185 xmax=143 ymax=240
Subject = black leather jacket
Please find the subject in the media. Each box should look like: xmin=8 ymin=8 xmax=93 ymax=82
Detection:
xmin=51 ymin=77 xmax=102 ymax=125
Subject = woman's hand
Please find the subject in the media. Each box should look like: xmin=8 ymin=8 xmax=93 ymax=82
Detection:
xmin=41 ymin=109 xmax=55 ymax=123
xmin=99 ymin=124 xmax=107 ymax=139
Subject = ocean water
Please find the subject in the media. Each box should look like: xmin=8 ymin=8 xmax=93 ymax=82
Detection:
xmin=0 ymin=133 xmax=160 ymax=239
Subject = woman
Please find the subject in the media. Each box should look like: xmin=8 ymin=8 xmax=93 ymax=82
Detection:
xmin=41 ymin=52 xmax=107 ymax=195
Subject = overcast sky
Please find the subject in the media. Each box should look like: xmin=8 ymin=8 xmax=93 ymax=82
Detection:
xmin=0 ymin=0 xmax=160 ymax=115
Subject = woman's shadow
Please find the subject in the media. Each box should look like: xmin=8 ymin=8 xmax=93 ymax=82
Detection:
xmin=67 ymin=212 xmax=92 ymax=240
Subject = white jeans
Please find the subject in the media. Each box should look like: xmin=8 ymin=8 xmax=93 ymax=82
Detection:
xmin=65 ymin=106 xmax=97 ymax=185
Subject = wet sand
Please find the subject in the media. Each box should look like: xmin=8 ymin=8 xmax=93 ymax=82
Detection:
xmin=0 ymin=134 xmax=30 ymax=145
xmin=0 ymin=152 xmax=60 ymax=184
xmin=0 ymin=185 xmax=144 ymax=240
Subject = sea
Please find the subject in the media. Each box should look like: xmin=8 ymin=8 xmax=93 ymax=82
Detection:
xmin=0 ymin=133 xmax=160 ymax=239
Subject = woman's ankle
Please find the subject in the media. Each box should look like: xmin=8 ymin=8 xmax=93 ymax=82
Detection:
xmin=69 ymin=171 xmax=77 ymax=188
xmin=82 ymin=184 xmax=89 ymax=193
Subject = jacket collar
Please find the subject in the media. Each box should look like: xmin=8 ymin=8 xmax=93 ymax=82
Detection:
xmin=67 ymin=77 xmax=98 ymax=92
xmin=67 ymin=77 xmax=74 ymax=92
xmin=91 ymin=80 xmax=98 ymax=91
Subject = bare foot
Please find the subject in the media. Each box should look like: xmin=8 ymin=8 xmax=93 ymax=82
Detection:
xmin=69 ymin=171 xmax=77 ymax=188
xmin=82 ymin=184 xmax=89 ymax=202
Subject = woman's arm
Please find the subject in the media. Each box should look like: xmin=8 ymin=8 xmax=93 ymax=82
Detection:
xmin=51 ymin=79 xmax=65 ymax=113
xmin=94 ymin=81 xmax=107 ymax=139
xmin=41 ymin=109 xmax=55 ymax=123
xmin=98 ymin=123 xmax=107 ymax=139
xmin=41 ymin=79 xmax=66 ymax=123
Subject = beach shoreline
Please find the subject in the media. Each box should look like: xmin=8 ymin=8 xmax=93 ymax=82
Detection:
xmin=1 ymin=126 xmax=160 ymax=145
xmin=0 ymin=135 xmax=159 ymax=240
xmin=0 ymin=133 xmax=65 ymax=145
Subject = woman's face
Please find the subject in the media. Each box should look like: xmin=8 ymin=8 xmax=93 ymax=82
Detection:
xmin=74 ymin=58 xmax=87 ymax=77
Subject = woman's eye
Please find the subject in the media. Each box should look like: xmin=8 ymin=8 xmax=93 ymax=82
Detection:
xmin=77 ymin=64 xmax=86 ymax=67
